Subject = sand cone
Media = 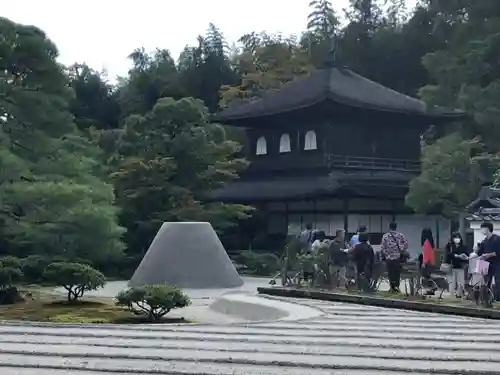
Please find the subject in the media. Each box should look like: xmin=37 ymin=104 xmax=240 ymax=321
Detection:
xmin=129 ymin=222 xmax=243 ymax=289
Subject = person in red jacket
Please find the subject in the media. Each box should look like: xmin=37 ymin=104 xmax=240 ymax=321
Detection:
xmin=419 ymin=228 xmax=437 ymax=295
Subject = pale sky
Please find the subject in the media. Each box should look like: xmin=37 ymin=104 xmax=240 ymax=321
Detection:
xmin=4 ymin=0 xmax=417 ymax=80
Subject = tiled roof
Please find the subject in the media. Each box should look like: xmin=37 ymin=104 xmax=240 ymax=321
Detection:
xmin=465 ymin=214 xmax=500 ymax=221
xmin=466 ymin=186 xmax=500 ymax=211
xmin=214 ymin=67 xmax=466 ymax=122
xmin=466 ymin=187 xmax=500 ymax=221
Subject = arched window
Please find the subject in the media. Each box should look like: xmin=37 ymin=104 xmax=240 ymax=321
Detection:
xmin=279 ymin=133 xmax=291 ymax=153
xmin=304 ymin=130 xmax=317 ymax=150
xmin=256 ymin=136 xmax=267 ymax=155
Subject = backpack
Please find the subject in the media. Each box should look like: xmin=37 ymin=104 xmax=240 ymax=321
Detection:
xmin=299 ymin=229 xmax=314 ymax=249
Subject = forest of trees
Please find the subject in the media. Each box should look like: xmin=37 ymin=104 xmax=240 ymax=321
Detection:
xmin=2 ymin=0 xmax=500 ymax=277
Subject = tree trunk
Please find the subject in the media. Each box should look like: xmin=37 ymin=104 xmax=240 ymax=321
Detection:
xmin=459 ymin=213 xmax=467 ymax=240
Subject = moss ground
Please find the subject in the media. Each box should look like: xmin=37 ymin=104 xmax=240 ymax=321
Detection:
xmin=0 ymin=285 xmax=190 ymax=324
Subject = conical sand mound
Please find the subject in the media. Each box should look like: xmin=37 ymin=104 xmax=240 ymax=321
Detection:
xmin=128 ymin=222 xmax=243 ymax=289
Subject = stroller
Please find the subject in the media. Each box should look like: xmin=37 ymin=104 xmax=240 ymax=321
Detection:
xmin=467 ymin=255 xmax=494 ymax=306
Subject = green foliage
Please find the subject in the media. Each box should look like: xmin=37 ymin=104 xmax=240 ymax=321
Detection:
xmin=409 ymin=2 xmax=500 ymax=215
xmin=116 ymin=285 xmax=191 ymax=322
xmin=0 ymin=256 xmax=23 ymax=290
xmin=44 ymin=262 xmax=106 ymax=302
xmin=105 ymin=97 xmax=252 ymax=254
xmin=4 ymin=1 xmax=495 ymax=268
xmin=0 ymin=256 xmax=22 ymax=269
xmin=21 ymin=255 xmax=51 ymax=284
xmin=233 ymin=251 xmax=280 ymax=276
xmin=307 ymin=0 xmax=339 ymax=36
xmin=220 ymin=33 xmax=314 ymax=107
xmin=0 ymin=17 xmax=125 ymax=267
xmin=406 ymin=134 xmax=500 ymax=217
xmin=68 ymin=64 xmax=120 ymax=130
xmin=0 ymin=267 xmax=22 ymax=290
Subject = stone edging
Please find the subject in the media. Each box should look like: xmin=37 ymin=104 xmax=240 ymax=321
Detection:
xmin=257 ymin=287 xmax=500 ymax=319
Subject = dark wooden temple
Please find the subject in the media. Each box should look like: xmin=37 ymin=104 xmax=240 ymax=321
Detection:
xmin=464 ymin=186 xmax=500 ymax=245
xmin=465 ymin=186 xmax=500 ymax=224
xmin=211 ymin=63 xmax=465 ymax=251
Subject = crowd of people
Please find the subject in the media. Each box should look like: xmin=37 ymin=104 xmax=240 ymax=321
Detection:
xmin=298 ymin=222 xmax=410 ymax=292
xmin=297 ymin=221 xmax=500 ymax=306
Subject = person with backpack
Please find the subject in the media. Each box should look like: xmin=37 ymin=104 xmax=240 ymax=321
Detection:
xmin=352 ymin=232 xmax=375 ymax=291
xmin=329 ymin=229 xmax=348 ymax=288
xmin=298 ymin=223 xmax=315 ymax=252
xmin=349 ymin=226 xmax=367 ymax=248
xmin=381 ymin=222 xmax=409 ymax=293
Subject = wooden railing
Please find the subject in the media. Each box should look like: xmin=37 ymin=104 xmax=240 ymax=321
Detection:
xmin=247 ymin=153 xmax=420 ymax=174
xmin=325 ymin=154 xmax=421 ymax=172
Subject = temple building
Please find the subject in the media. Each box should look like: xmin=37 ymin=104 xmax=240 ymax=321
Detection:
xmin=211 ymin=62 xmax=465 ymax=255
xmin=465 ymin=186 xmax=500 ymax=245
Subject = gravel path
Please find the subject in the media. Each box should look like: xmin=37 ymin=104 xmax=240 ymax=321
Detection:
xmin=0 ymin=297 xmax=497 ymax=374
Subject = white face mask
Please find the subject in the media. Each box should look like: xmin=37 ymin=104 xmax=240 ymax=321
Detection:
xmin=453 ymin=238 xmax=461 ymax=245
xmin=481 ymin=228 xmax=490 ymax=236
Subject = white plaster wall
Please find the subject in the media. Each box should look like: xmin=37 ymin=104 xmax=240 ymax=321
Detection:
xmin=287 ymin=214 xmax=344 ymax=236
xmin=394 ymin=214 xmax=451 ymax=257
xmin=286 ymin=213 xmax=451 ymax=254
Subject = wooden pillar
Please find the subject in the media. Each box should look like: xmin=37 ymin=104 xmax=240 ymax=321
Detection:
xmin=284 ymin=201 xmax=289 ymax=237
xmin=459 ymin=212 xmax=467 ymax=240
xmin=435 ymin=217 xmax=440 ymax=249
xmin=343 ymin=197 xmax=349 ymax=233
xmin=313 ymin=200 xmax=317 ymax=227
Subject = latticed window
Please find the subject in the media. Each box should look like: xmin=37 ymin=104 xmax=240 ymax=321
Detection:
xmin=279 ymin=133 xmax=291 ymax=153
xmin=304 ymin=130 xmax=317 ymax=150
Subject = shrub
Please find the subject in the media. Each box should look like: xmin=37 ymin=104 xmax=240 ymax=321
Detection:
xmin=234 ymin=251 xmax=280 ymax=276
xmin=44 ymin=262 xmax=106 ymax=302
xmin=116 ymin=285 xmax=191 ymax=322
xmin=0 ymin=256 xmax=22 ymax=269
xmin=0 ymin=267 xmax=23 ymax=290
xmin=0 ymin=256 xmax=24 ymax=305
xmin=0 ymin=256 xmax=23 ymax=289
xmin=21 ymin=255 xmax=51 ymax=284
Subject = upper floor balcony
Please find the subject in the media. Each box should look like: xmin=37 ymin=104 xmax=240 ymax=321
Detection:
xmin=326 ymin=154 xmax=420 ymax=172
xmin=246 ymin=153 xmax=421 ymax=175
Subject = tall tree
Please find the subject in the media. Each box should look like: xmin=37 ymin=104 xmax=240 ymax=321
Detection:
xmin=116 ymin=48 xmax=185 ymax=118
xmin=220 ymin=33 xmax=314 ymax=107
xmin=307 ymin=0 xmax=339 ymax=38
xmin=406 ymin=134 xmax=499 ymax=217
xmin=302 ymin=0 xmax=339 ymax=66
xmin=407 ymin=0 xmax=500 ymax=216
xmin=68 ymin=64 xmax=120 ymax=130
xmin=178 ymin=24 xmax=238 ymax=112
xmin=106 ymin=97 xmax=252 ymax=256
xmin=419 ymin=0 xmax=500 ymax=149
xmin=0 ymin=17 xmax=125 ymax=264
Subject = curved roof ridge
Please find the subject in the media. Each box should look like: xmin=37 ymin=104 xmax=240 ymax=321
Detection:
xmin=214 ymin=66 xmax=466 ymax=123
